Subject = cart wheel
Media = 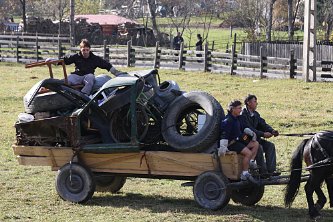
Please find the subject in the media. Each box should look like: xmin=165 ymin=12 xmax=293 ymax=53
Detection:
xmin=231 ymin=185 xmax=265 ymax=206
xmin=193 ymin=171 xmax=231 ymax=210
xmin=95 ymin=175 xmax=127 ymax=193
xmin=55 ymin=163 xmax=95 ymax=203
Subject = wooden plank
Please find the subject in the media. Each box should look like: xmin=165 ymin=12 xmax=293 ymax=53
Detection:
xmin=134 ymin=48 xmax=155 ymax=53
xmin=238 ymin=54 xmax=260 ymax=60
xmin=211 ymin=58 xmax=231 ymax=63
xmin=18 ymin=156 xmax=52 ymax=166
xmin=109 ymin=48 xmax=127 ymax=53
xmin=237 ymin=60 xmax=261 ymax=68
xmin=135 ymin=54 xmax=155 ymax=59
xmin=267 ymin=56 xmax=289 ymax=62
xmin=267 ymin=63 xmax=288 ymax=69
xmin=211 ymin=51 xmax=232 ymax=57
xmin=146 ymin=152 xmax=214 ymax=174
xmin=13 ymin=145 xmax=73 ymax=156
xmin=221 ymin=153 xmax=242 ymax=180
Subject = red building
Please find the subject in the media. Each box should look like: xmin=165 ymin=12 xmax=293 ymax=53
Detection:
xmin=75 ymin=14 xmax=138 ymax=36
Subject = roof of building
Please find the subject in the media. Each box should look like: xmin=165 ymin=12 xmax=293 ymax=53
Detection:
xmin=75 ymin=14 xmax=138 ymax=26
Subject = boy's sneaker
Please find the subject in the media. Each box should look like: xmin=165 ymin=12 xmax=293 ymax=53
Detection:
xmin=240 ymin=171 xmax=258 ymax=184
xmin=249 ymin=160 xmax=258 ymax=170
xmin=271 ymin=171 xmax=281 ymax=176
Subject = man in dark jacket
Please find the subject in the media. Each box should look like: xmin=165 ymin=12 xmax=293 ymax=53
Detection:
xmin=173 ymin=32 xmax=184 ymax=50
xmin=63 ymin=39 xmax=122 ymax=95
xmin=241 ymin=94 xmax=280 ymax=176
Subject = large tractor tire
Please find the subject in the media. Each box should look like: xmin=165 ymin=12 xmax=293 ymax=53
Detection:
xmin=162 ymin=91 xmax=224 ymax=152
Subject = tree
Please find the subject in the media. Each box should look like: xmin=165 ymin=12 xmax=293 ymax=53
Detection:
xmin=147 ymin=0 xmax=160 ymax=40
xmin=18 ymin=0 xmax=27 ymax=32
xmin=287 ymin=0 xmax=293 ymax=40
xmin=317 ymin=0 xmax=333 ymax=40
xmin=266 ymin=0 xmax=276 ymax=41
xmin=227 ymin=0 xmax=266 ymax=41
xmin=75 ymin=0 xmax=100 ymax=14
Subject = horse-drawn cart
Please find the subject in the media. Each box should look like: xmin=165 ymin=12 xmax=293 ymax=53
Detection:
xmin=13 ymin=142 xmax=307 ymax=210
xmin=13 ymin=61 xmax=308 ymax=210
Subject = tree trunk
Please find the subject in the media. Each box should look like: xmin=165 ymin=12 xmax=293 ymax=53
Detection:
xmin=325 ymin=21 xmax=333 ymax=40
xmin=288 ymin=0 xmax=294 ymax=40
xmin=147 ymin=0 xmax=160 ymax=41
xmin=20 ymin=0 xmax=27 ymax=32
xmin=266 ymin=0 xmax=276 ymax=42
xmin=70 ymin=0 xmax=75 ymax=46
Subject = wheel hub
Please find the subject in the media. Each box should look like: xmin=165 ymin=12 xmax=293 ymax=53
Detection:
xmin=65 ymin=174 xmax=84 ymax=194
xmin=203 ymin=181 xmax=221 ymax=200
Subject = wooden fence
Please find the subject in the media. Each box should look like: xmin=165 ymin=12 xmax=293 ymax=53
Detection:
xmin=243 ymin=41 xmax=333 ymax=61
xmin=0 ymin=34 xmax=332 ymax=80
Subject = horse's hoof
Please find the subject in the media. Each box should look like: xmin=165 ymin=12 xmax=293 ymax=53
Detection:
xmin=309 ymin=209 xmax=321 ymax=220
xmin=314 ymin=203 xmax=324 ymax=211
xmin=310 ymin=215 xmax=321 ymax=221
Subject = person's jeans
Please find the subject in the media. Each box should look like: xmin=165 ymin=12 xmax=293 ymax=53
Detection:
xmin=68 ymin=73 xmax=95 ymax=95
xmin=255 ymin=140 xmax=276 ymax=174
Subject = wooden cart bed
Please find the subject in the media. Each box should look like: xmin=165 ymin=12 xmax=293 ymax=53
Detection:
xmin=12 ymin=145 xmax=243 ymax=180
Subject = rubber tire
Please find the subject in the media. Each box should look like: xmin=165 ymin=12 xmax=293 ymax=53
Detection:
xmin=95 ymin=175 xmax=127 ymax=193
xmin=55 ymin=163 xmax=95 ymax=203
xmin=193 ymin=171 xmax=231 ymax=210
xmin=109 ymin=103 xmax=149 ymax=142
xmin=231 ymin=185 xmax=265 ymax=206
xmin=162 ymin=91 xmax=224 ymax=152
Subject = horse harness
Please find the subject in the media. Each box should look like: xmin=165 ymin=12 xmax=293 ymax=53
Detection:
xmin=308 ymin=131 xmax=333 ymax=168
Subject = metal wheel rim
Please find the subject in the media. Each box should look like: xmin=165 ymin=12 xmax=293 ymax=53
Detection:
xmin=176 ymin=106 xmax=205 ymax=136
xmin=203 ymin=181 xmax=222 ymax=200
xmin=65 ymin=174 xmax=84 ymax=194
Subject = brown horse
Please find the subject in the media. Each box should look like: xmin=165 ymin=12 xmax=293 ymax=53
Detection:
xmin=284 ymin=131 xmax=333 ymax=219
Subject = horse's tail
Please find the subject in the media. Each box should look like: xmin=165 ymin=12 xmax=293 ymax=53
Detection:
xmin=284 ymin=138 xmax=309 ymax=208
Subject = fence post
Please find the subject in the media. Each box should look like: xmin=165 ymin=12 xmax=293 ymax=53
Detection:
xmin=58 ymin=35 xmax=62 ymax=59
xmin=289 ymin=49 xmax=297 ymax=79
xmin=178 ymin=42 xmax=184 ymax=70
xmin=204 ymin=43 xmax=210 ymax=72
xmin=36 ymin=36 xmax=39 ymax=62
xmin=127 ymin=40 xmax=132 ymax=67
xmin=260 ymin=46 xmax=267 ymax=78
xmin=212 ymin=41 xmax=215 ymax=51
xmin=154 ymin=41 xmax=160 ymax=69
xmin=230 ymin=33 xmax=237 ymax=75
xmin=16 ymin=36 xmax=19 ymax=63
xmin=103 ymin=39 xmax=110 ymax=62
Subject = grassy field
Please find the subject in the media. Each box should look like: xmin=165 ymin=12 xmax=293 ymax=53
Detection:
xmin=1 ymin=62 xmax=333 ymax=221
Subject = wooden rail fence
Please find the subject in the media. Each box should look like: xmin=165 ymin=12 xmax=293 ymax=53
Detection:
xmin=0 ymin=34 xmax=332 ymax=80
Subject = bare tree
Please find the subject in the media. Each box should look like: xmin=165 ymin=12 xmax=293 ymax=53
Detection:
xmin=287 ymin=0 xmax=293 ymax=40
xmin=147 ymin=0 xmax=160 ymax=40
xmin=18 ymin=0 xmax=27 ymax=32
xmin=228 ymin=0 xmax=266 ymax=41
xmin=317 ymin=0 xmax=333 ymax=40
xmin=266 ymin=0 xmax=276 ymax=41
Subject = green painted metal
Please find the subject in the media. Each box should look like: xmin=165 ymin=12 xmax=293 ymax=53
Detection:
xmin=82 ymin=143 xmax=140 ymax=153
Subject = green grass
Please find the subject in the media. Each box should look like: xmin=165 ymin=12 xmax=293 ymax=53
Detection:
xmin=1 ymin=62 xmax=333 ymax=221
